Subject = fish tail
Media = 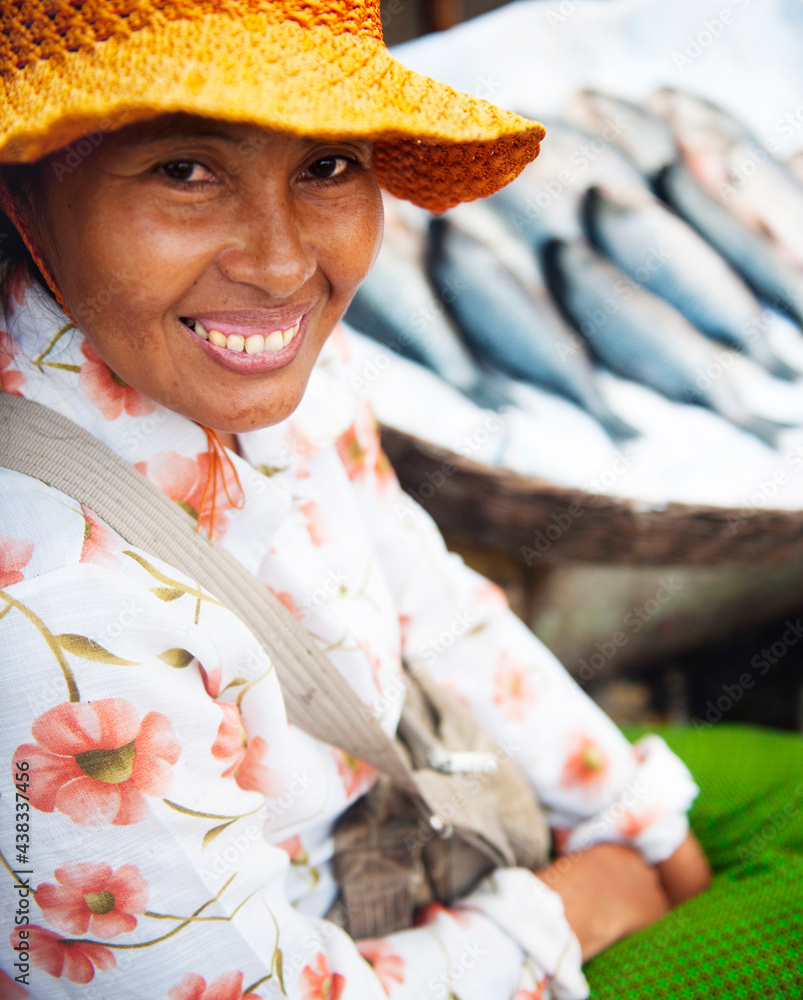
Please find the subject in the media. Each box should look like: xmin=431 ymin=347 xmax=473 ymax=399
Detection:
xmin=597 ymin=410 xmax=640 ymax=443
xmin=735 ymin=413 xmax=785 ymax=449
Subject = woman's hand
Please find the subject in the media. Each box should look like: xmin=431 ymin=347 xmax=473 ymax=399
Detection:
xmin=535 ymin=844 xmax=671 ymax=961
xmin=656 ymin=830 xmax=712 ymax=907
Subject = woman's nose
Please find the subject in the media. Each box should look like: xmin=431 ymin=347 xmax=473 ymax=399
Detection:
xmin=216 ymin=193 xmax=316 ymax=299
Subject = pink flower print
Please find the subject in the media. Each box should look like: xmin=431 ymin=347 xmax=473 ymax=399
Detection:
xmin=300 ymin=953 xmax=345 ymax=1000
xmin=168 ymin=971 xmax=263 ymax=1000
xmin=561 ymin=734 xmax=610 ymax=792
xmin=374 ymin=448 xmax=397 ymax=492
xmin=199 ymin=662 xmax=222 ymax=698
xmin=337 ymin=408 xmax=395 ymax=492
xmin=0 ymin=967 xmax=30 ymax=997
xmin=336 ymin=423 xmax=367 ymax=483
xmin=358 ymin=639 xmax=384 ymax=693
xmin=618 ymin=808 xmax=658 ymax=840
xmin=493 ymin=652 xmax=536 ymax=721
xmin=0 ymin=330 xmax=25 ymax=396
xmin=333 ymin=748 xmax=378 ymax=800
xmin=11 ymin=925 xmax=114 ymax=984
xmin=211 ymin=703 xmax=282 ymax=795
xmin=286 ymin=422 xmax=322 ymax=460
xmin=276 ymin=834 xmax=310 ymax=866
xmin=475 ymin=579 xmax=508 ymax=613
xmin=357 ymin=939 xmax=405 ymax=994
xmin=0 ymin=533 xmax=33 ymax=588
xmin=329 ymin=323 xmax=351 ymax=365
xmin=17 ymin=698 xmax=181 ymax=826
xmin=414 ymin=902 xmax=473 ymax=930
xmin=35 ymin=861 xmax=148 ymax=937
xmin=300 ymin=501 xmax=330 ymax=547
xmin=8 ymin=267 xmax=30 ymax=309
xmin=80 ymin=340 xmax=157 ymax=420
xmin=135 ymin=450 xmax=240 ymax=541
xmin=514 ymin=978 xmax=547 ymax=1000
xmin=268 ymin=588 xmax=305 ymax=621
xmin=78 ymin=505 xmax=122 ymax=570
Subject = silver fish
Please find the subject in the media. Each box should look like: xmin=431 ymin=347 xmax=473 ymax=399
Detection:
xmin=490 ymin=118 xmax=649 ymax=246
xmin=649 ymin=88 xmax=803 ymax=271
xmin=567 ymin=89 xmax=677 ymax=176
xmin=345 ymin=225 xmax=510 ymax=411
xmin=427 ymin=209 xmax=636 ymax=440
xmin=655 ymin=162 xmax=803 ymax=329
xmin=543 ymin=239 xmax=785 ymax=446
xmin=568 ymin=91 xmax=803 ymax=326
xmin=583 ymin=185 xmax=798 ymax=379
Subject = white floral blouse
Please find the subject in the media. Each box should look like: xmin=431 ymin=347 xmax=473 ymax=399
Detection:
xmin=0 ymin=282 xmax=698 ymax=1000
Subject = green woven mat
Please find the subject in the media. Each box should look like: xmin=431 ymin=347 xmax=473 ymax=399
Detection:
xmin=584 ymin=725 xmax=803 ymax=999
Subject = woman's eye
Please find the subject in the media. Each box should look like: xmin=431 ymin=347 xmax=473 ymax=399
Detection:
xmin=306 ymin=157 xmax=351 ymax=180
xmin=158 ymin=161 xmax=213 ymax=183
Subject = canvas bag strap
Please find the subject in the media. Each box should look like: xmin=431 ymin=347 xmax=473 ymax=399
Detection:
xmin=0 ymin=393 xmax=423 ymax=799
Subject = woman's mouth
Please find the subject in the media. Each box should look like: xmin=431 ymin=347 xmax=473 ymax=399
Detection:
xmin=178 ymin=311 xmax=309 ymax=371
xmin=181 ymin=317 xmax=301 ymax=355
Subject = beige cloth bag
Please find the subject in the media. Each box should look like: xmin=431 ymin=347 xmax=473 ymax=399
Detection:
xmin=0 ymin=394 xmax=550 ymax=939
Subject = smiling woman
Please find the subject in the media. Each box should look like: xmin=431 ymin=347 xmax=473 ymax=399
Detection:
xmin=0 ymin=3 xmax=724 ymax=1000
xmin=16 ymin=119 xmax=384 ymax=435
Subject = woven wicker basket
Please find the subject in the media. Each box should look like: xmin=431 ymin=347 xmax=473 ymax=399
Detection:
xmin=380 ymin=426 xmax=803 ymax=567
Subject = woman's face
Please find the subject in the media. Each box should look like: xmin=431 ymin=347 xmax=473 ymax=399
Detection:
xmin=31 ymin=115 xmax=383 ymax=432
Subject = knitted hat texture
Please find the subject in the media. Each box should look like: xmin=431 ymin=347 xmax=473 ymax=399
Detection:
xmin=0 ymin=0 xmax=545 ymax=212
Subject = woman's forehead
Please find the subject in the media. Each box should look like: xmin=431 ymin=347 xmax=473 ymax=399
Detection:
xmin=99 ymin=114 xmax=371 ymax=154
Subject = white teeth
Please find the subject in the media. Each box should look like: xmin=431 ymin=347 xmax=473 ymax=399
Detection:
xmin=200 ymin=320 xmax=301 ymax=355
xmin=245 ymin=334 xmax=265 ymax=355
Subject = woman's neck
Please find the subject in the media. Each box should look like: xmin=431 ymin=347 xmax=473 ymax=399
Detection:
xmin=214 ymin=430 xmax=239 ymax=455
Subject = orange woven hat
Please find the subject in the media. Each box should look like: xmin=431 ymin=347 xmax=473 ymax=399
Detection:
xmin=0 ymin=0 xmax=544 ymax=213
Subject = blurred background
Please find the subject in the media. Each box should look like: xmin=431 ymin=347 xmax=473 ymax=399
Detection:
xmin=380 ymin=0 xmax=512 ymax=44
xmin=352 ymin=0 xmax=803 ymax=732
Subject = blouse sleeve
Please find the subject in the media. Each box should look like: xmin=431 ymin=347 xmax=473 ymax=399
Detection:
xmin=0 ymin=469 xmax=584 ymax=1000
xmin=335 ymin=406 xmax=700 ymax=865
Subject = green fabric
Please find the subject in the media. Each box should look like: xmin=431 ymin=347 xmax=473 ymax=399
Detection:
xmin=584 ymin=725 xmax=803 ymax=999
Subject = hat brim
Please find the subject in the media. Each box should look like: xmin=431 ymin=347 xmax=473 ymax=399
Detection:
xmin=0 ymin=14 xmax=544 ymax=213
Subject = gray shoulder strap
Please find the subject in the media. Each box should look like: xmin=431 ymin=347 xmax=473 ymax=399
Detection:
xmin=0 ymin=393 xmax=419 ymax=796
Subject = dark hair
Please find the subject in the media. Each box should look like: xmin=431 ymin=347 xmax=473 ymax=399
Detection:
xmin=0 ymin=165 xmax=54 ymax=309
